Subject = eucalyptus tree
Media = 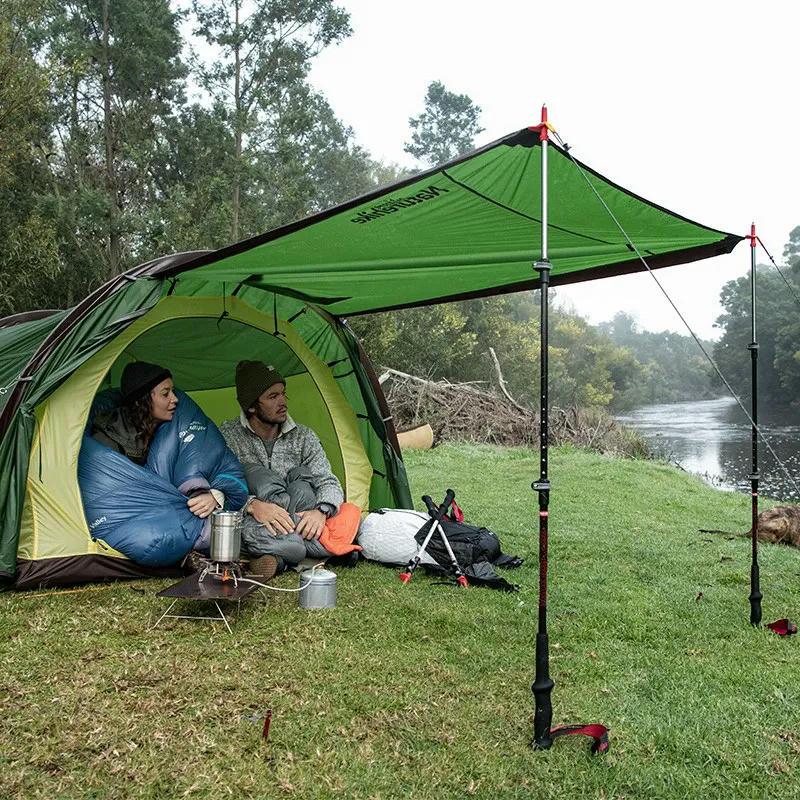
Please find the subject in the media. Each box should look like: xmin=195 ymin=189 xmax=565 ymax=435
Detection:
xmin=189 ymin=0 xmax=361 ymax=243
xmin=41 ymin=0 xmax=186 ymax=281
xmin=404 ymin=80 xmax=484 ymax=167
xmin=713 ymin=268 xmax=794 ymax=406
xmin=0 ymin=0 xmax=61 ymax=315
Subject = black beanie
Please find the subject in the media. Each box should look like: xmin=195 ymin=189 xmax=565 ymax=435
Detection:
xmin=235 ymin=360 xmax=284 ymax=411
xmin=120 ymin=362 xmax=172 ymax=405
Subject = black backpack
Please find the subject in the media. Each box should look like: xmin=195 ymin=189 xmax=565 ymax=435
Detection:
xmin=413 ymin=516 xmax=523 ymax=592
xmin=414 ymin=518 xmax=502 ymax=567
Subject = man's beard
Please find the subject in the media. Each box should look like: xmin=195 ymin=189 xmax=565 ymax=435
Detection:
xmin=255 ymin=405 xmax=284 ymax=426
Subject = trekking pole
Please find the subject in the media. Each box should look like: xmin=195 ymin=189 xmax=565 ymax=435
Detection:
xmin=747 ymin=223 xmax=762 ymax=627
xmin=421 ymin=494 xmax=468 ymax=587
xmin=530 ymin=106 xmax=555 ymax=751
xmin=528 ymin=106 xmax=608 ymax=755
xmin=399 ymin=489 xmax=456 ymax=583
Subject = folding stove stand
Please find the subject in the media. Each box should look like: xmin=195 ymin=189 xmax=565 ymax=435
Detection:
xmin=151 ymin=570 xmax=259 ymax=633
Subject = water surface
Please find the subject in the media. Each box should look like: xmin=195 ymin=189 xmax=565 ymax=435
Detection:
xmin=615 ymin=397 xmax=800 ymax=501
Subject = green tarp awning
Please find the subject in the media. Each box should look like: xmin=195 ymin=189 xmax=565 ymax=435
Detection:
xmin=161 ymin=128 xmax=743 ymax=313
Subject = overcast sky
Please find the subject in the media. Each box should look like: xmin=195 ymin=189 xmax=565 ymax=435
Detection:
xmin=308 ymin=0 xmax=799 ymax=339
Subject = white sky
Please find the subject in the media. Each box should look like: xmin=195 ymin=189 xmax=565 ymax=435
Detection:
xmin=309 ymin=0 xmax=799 ymax=339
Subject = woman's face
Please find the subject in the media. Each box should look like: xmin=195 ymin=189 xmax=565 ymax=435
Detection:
xmin=150 ymin=378 xmax=178 ymax=423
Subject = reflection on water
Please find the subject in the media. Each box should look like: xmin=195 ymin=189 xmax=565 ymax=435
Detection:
xmin=615 ymin=397 xmax=800 ymax=501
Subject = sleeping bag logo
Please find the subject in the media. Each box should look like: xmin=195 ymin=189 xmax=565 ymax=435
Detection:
xmin=179 ymin=422 xmax=206 ymax=444
xmin=350 ymin=184 xmax=449 ymax=224
xmin=89 ymin=516 xmax=107 ymax=530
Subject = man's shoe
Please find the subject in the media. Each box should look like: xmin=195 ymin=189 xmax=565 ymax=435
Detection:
xmin=246 ymin=554 xmax=279 ymax=582
xmin=181 ymin=550 xmax=210 ymax=574
xmin=327 ymin=550 xmax=360 ymax=568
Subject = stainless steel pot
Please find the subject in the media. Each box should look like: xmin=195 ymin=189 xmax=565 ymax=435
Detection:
xmin=298 ymin=568 xmax=337 ymax=609
xmin=210 ymin=510 xmax=242 ymax=562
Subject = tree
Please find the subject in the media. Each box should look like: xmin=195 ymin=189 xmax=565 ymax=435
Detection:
xmin=713 ymin=267 xmax=794 ymax=406
xmin=190 ymin=0 xmax=359 ymax=242
xmin=0 ymin=0 xmax=61 ymax=315
xmin=350 ymin=292 xmax=652 ymax=412
xmin=598 ymin=311 xmax=719 ymax=408
xmin=784 ymin=225 xmax=800 ymax=274
xmin=349 ymin=304 xmax=479 ymax=380
xmin=41 ymin=0 xmax=186 ymax=281
xmin=404 ymin=80 xmax=484 ymax=167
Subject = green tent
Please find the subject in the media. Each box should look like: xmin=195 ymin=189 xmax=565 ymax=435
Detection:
xmin=0 ymin=128 xmax=742 ymax=589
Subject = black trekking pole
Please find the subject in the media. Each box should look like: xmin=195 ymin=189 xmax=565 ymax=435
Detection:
xmin=531 ymin=250 xmax=554 ymax=749
xmin=743 ymin=230 xmax=796 ymax=637
xmin=747 ymin=223 xmax=762 ymax=626
xmin=529 ymin=107 xmax=608 ymax=755
xmin=528 ymin=107 xmax=554 ymax=750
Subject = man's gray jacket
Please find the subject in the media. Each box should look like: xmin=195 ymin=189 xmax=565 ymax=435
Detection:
xmin=220 ymin=412 xmax=343 ymax=514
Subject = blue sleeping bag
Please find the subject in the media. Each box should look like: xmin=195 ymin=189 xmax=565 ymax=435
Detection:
xmin=78 ymin=390 xmax=248 ymax=566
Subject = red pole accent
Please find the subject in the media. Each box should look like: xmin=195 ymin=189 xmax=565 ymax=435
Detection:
xmin=262 ymin=709 xmax=272 ymax=740
xmin=538 ymin=518 xmax=548 ymax=608
xmin=527 ymin=104 xmax=551 ymax=141
xmin=750 ymin=222 xmax=756 ymax=247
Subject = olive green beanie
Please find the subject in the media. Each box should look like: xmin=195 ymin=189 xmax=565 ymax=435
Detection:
xmin=235 ymin=360 xmax=285 ymax=411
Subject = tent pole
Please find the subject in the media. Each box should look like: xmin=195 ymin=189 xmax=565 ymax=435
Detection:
xmin=747 ymin=223 xmax=762 ymax=626
xmin=531 ymin=106 xmax=554 ymax=750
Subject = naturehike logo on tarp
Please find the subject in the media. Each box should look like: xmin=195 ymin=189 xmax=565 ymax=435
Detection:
xmin=350 ymin=184 xmax=449 ymax=224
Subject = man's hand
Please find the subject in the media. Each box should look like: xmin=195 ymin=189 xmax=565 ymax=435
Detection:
xmin=295 ymin=509 xmax=326 ymax=540
xmin=248 ymin=500 xmax=294 ymax=536
xmin=187 ymin=492 xmax=219 ymax=519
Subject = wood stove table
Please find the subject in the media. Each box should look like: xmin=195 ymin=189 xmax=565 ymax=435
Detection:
xmin=151 ymin=571 xmax=259 ymax=633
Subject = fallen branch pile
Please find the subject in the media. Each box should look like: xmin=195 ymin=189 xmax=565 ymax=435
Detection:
xmin=380 ymin=367 xmax=649 ymax=458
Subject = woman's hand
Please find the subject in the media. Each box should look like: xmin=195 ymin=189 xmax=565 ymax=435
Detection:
xmin=187 ymin=492 xmax=219 ymax=519
xmin=248 ymin=499 xmax=294 ymax=536
xmin=295 ymin=509 xmax=326 ymax=541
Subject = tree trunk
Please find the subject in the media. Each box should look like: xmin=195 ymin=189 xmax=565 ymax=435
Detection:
xmin=102 ymin=0 xmax=121 ymax=277
xmin=231 ymin=0 xmax=241 ymax=244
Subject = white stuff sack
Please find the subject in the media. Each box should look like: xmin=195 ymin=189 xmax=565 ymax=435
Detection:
xmin=357 ymin=509 xmax=438 ymax=566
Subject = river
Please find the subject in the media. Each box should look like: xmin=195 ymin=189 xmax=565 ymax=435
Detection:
xmin=614 ymin=397 xmax=800 ymax=502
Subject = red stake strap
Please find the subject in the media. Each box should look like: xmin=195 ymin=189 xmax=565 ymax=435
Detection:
xmin=551 ymin=724 xmax=610 ymax=754
xmin=766 ymin=619 xmax=797 ymax=636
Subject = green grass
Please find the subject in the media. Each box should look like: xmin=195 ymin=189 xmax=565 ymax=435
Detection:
xmin=2 ymin=443 xmax=800 ymax=799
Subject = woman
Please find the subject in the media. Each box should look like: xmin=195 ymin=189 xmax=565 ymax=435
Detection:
xmin=92 ymin=361 xmax=220 ymax=521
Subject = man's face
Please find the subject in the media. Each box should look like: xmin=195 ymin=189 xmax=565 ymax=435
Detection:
xmin=251 ymin=381 xmax=287 ymax=425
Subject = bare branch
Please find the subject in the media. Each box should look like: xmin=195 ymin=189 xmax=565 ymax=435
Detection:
xmin=488 ymin=347 xmax=529 ymax=414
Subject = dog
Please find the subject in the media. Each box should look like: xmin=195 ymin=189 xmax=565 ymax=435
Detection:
xmin=700 ymin=505 xmax=800 ymax=548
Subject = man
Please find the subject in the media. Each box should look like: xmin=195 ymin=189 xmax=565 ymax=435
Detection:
xmin=220 ymin=360 xmax=343 ymax=578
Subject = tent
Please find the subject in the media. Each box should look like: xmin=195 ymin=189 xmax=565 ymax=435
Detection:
xmin=0 ymin=126 xmax=742 ymax=590
xmin=0 ymin=272 xmax=410 ymax=588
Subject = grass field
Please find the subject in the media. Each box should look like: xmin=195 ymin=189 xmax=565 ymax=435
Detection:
xmin=2 ymin=443 xmax=799 ymax=799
